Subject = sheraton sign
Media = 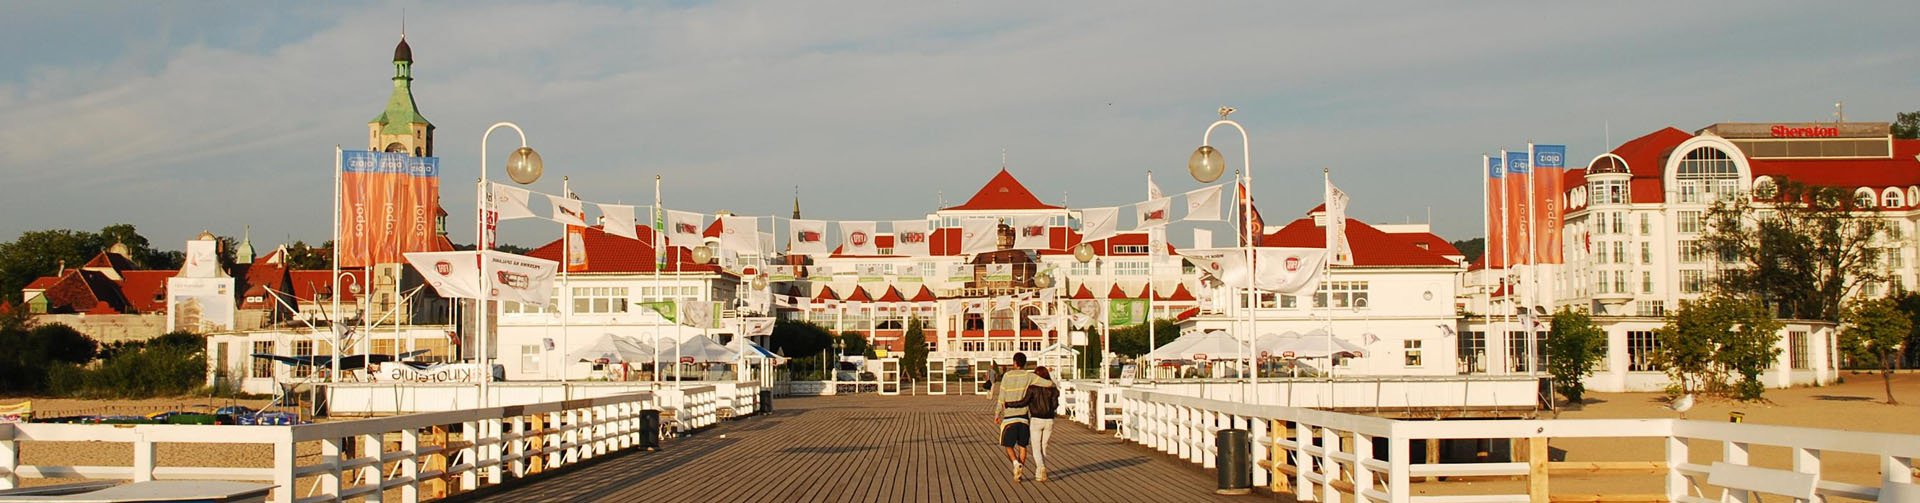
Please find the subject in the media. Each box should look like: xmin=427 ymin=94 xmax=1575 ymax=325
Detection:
xmin=1701 ymin=122 xmax=1890 ymax=139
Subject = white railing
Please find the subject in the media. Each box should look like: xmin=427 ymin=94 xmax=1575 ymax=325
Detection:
xmin=1115 ymin=375 xmax=1544 ymax=411
xmin=711 ymin=382 xmax=761 ymax=417
xmin=0 ymin=390 xmax=737 ymax=503
xmin=1115 ymin=389 xmax=1920 ymax=502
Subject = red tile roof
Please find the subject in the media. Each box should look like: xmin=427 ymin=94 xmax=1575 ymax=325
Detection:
xmin=1070 ymin=285 xmax=1095 ymax=300
xmin=1106 ymin=284 xmax=1142 ymax=299
xmin=1593 ymin=127 xmax=1692 ymax=204
xmin=942 ymin=169 xmax=1062 ymax=211
xmin=1259 ymin=213 xmax=1459 ymax=267
xmin=910 ymin=286 xmax=937 ymax=302
xmin=844 ymin=286 xmax=874 ymax=303
xmin=120 ymin=271 xmax=174 ymax=312
xmin=814 ymin=286 xmax=839 ymax=302
xmin=1155 ymin=283 xmax=1195 ymax=301
xmin=876 ymin=286 xmax=906 ymax=303
xmin=524 ymin=225 xmax=728 ymax=275
xmin=81 ymin=252 xmax=136 ymax=274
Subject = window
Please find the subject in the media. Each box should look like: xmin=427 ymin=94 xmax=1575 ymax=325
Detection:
xmin=1314 ymin=281 xmax=1369 ymax=309
xmin=990 ymin=309 xmax=1015 ymax=331
xmin=1627 ymin=331 xmax=1661 ymax=372
xmin=1611 ymin=212 xmax=1624 ymax=234
xmin=1507 ymin=331 xmax=1541 ymax=373
xmin=1636 ymin=300 xmax=1665 ymax=317
xmin=1613 ymin=242 xmax=1626 ymax=264
xmin=1642 ymin=272 xmax=1653 ymax=294
xmin=1640 ymin=214 xmax=1650 ymax=235
xmin=989 ymin=340 xmax=1013 ymax=352
xmin=1590 ymin=179 xmax=1629 ymax=205
xmin=1678 ymin=241 xmax=1706 ymax=264
xmin=1595 ymin=242 xmax=1608 ymax=264
xmin=1789 ymin=331 xmax=1809 ymax=370
xmin=1855 ymin=188 xmax=1877 ymax=209
xmin=1458 ymin=331 xmax=1486 ymax=373
xmin=1404 ymin=340 xmax=1423 ymax=367
xmin=1279 ymin=295 xmax=1300 ymax=309
xmin=1112 ymin=260 xmax=1149 ymax=276
xmin=1594 ymin=213 xmax=1607 ymax=236
xmin=291 ymin=340 xmax=316 ymax=378
xmin=1890 ymin=249 xmax=1905 ymax=270
xmin=1019 ymin=341 xmax=1042 ymax=352
xmin=1676 ymin=211 xmax=1704 ymax=234
xmin=502 ymin=295 xmax=559 ymax=314
xmin=961 ymin=341 xmax=985 ymax=352
xmin=1613 ymin=271 xmax=1626 ymax=294
xmin=572 ymin=286 xmax=629 ymax=314
xmin=1679 ymin=270 xmax=1707 ymax=293
xmin=1884 ymin=188 xmax=1905 ymax=209
xmin=250 ymin=341 xmax=274 ymax=378
xmin=521 ymin=345 xmax=542 ymax=374
xmin=1675 ymin=147 xmax=1740 ymax=204
xmin=1642 ymin=242 xmax=1652 ymax=265
xmin=1111 ymin=245 xmax=1151 ymax=255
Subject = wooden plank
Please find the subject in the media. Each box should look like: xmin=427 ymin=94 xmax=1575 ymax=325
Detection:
xmin=1527 ymin=437 xmax=1548 ymax=503
xmin=469 ymin=393 xmax=1259 ymax=502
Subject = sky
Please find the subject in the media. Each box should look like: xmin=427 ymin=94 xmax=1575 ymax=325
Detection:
xmin=2 ymin=1 xmax=1917 ymax=252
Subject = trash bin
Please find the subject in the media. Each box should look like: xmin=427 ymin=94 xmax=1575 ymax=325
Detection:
xmin=760 ymin=389 xmax=774 ymax=414
xmin=640 ymin=409 xmax=662 ymax=451
xmin=1216 ymin=428 xmax=1252 ymax=495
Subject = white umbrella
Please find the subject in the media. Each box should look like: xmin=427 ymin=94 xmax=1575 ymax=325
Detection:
xmin=1036 ymin=342 xmax=1078 ymax=358
xmin=566 ymin=333 xmax=657 ymax=363
xmin=1254 ymin=331 xmax=1303 ymax=358
xmin=1173 ymin=330 xmax=1243 ymax=362
xmin=1144 ymin=331 xmax=1206 ymax=361
xmin=1268 ymin=329 xmax=1365 ymax=359
xmin=657 ymin=335 xmax=740 ymax=364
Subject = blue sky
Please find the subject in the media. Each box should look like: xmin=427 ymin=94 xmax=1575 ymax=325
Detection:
xmin=3 ymin=1 xmax=1916 ymax=251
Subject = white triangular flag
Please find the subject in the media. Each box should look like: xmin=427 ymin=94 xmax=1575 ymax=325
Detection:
xmin=719 ymin=216 xmax=759 ymax=255
xmin=1135 ymin=198 xmax=1171 ymax=230
xmin=789 ymin=219 xmax=829 ymax=255
xmin=1080 ymin=207 xmax=1119 ymax=243
xmin=665 ymin=210 xmax=705 ymax=247
xmin=959 ymin=218 xmax=999 ymax=255
xmin=1011 ymin=215 xmax=1050 ymax=250
xmin=549 ymin=194 xmax=587 ymax=227
xmin=840 ymin=221 xmax=879 ymax=256
xmin=892 ymin=220 xmax=931 ymax=257
xmin=598 ymin=204 xmax=637 ymax=240
xmin=489 ymin=183 xmax=537 ymax=221
xmin=1182 ymin=185 xmax=1223 ymax=222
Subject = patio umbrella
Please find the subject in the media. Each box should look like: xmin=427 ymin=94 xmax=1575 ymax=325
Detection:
xmin=1268 ymin=329 xmax=1365 ymax=359
xmin=657 ymin=335 xmax=740 ymax=364
xmin=566 ymin=333 xmax=657 ymax=363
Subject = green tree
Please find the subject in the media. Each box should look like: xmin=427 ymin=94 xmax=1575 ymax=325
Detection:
xmin=838 ymin=332 xmax=870 ymax=358
xmin=1109 ymin=319 xmax=1179 ymax=357
xmin=1895 ymin=111 xmax=1920 ymax=140
xmin=1700 ymin=178 xmax=1889 ymax=322
xmin=283 ymin=241 xmax=333 ymax=270
xmin=1451 ymin=237 xmax=1485 ymax=265
xmin=1841 ymin=298 xmax=1910 ymax=404
xmin=1895 ymin=293 xmax=1920 ymax=369
xmin=1545 ymin=309 xmax=1605 ymax=403
xmin=902 ymin=317 xmax=927 ymax=379
xmin=1655 ymin=296 xmax=1784 ymax=400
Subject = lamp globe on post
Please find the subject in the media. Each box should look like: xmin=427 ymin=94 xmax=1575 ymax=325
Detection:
xmin=1188 ymin=145 xmax=1226 ymax=183
xmin=1073 ymin=243 xmax=1096 ymax=263
xmin=1033 ymin=270 xmax=1053 ymax=289
xmin=752 ymin=273 xmax=769 ymax=290
xmin=690 ymin=244 xmax=714 ymax=264
xmin=506 ymin=146 xmax=544 ymax=185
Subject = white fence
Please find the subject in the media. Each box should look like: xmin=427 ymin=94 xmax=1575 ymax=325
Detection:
xmin=1102 ymin=388 xmax=1920 ymax=502
xmin=324 ymin=381 xmax=754 ymax=417
xmin=1 ymin=385 xmax=752 ymax=503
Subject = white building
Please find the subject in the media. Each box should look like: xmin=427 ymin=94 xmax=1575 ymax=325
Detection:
xmin=1466 ymin=122 xmax=1915 ymax=391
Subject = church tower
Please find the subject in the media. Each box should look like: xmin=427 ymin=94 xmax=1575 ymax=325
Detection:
xmin=368 ymin=36 xmax=434 ymax=156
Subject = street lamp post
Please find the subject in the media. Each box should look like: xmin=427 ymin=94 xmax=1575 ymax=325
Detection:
xmin=331 ymin=271 xmax=361 ymax=383
xmin=477 ymin=122 xmax=543 ymax=406
xmin=1188 ymin=106 xmax=1255 ymax=403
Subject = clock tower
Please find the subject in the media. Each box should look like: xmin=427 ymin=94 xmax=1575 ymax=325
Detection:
xmin=368 ymin=36 xmax=434 ymax=157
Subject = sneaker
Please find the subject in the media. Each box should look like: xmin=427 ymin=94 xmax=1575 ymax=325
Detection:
xmin=1035 ymin=468 xmax=1048 ymax=482
xmin=1012 ymin=465 xmax=1023 ymax=482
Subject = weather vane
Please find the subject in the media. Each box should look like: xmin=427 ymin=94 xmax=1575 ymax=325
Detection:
xmin=1218 ymin=106 xmax=1235 ymax=118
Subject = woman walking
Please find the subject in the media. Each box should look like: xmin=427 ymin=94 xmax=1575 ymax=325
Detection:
xmin=1008 ymin=366 xmax=1059 ymax=481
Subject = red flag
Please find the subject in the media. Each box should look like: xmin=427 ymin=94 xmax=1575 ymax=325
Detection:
xmin=1236 ymin=182 xmax=1265 ymax=247
xmin=1486 ymin=155 xmax=1506 ymax=269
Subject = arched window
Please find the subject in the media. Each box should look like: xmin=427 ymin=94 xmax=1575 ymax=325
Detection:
xmin=1674 ymin=147 xmax=1740 ymax=203
xmin=1752 ymin=176 xmax=1777 ymax=199
xmin=989 ymin=308 xmax=1014 ymax=332
xmin=1854 ymin=187 xmax=1877 ymax=209
xmin=1019 ymin=306 xmax=1042 ymax=330
xmin=1883 ymin=187 xmax=1905 ymax=209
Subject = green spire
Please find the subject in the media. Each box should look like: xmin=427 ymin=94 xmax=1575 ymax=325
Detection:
xmin=235 ymin=225 xmax=255 ymax=263
xmin=370 ymin=36 xmax=430 ymax=135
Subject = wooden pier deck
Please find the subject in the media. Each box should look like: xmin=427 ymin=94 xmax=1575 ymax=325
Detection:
xmin=470 ymin=392 xmax=1270 ymax=502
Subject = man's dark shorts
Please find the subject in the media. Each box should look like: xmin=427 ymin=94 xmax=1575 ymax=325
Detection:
xmin=1000 ymin=421 xmax=1030 ymax=448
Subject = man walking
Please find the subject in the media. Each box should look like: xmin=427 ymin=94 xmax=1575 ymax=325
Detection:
xmin=992 ymin=352 xmax=1036 ymax=482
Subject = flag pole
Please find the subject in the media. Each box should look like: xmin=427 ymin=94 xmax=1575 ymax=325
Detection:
xmin=1481 ymin=154 xmax=1492 ymax=375
xmin=1145 ymin=171 xmax=1157 ymax=373
xmin=560 ymin=176 xmax=571 ymax=385
xmin=653 ymin=175 xmax=663 ymax=384
xmin=1526 ymin=142 xmax=1539 ymax=376
xmin=1499 ymin=150 xmax=1512 ymax=375
xmin=331 ymin=147 xmax=343 ymax=388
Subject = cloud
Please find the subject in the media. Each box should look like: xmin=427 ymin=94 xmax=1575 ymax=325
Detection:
xmin=1 ymin=1 xmax=1916 ymax=250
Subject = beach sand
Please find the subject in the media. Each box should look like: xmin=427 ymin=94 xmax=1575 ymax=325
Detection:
xmin=1409 ymin=371 xmax=1920 ymax=502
